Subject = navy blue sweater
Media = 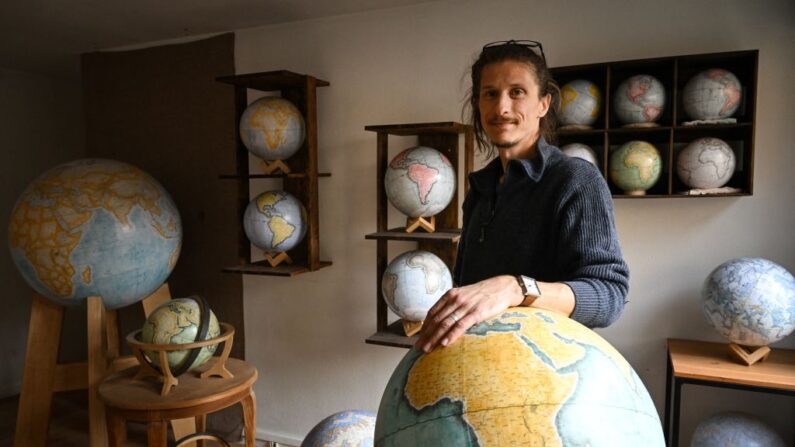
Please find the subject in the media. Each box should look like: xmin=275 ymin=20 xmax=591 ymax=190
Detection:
xmin=453 ymin=137 xmax=629 ymax=328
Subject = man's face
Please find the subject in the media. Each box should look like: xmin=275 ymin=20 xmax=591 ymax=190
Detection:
xmin=478 ymin=60 xmax=551 ymax=150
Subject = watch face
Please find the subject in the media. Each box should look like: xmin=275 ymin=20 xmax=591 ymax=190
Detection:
xmin=521 ymin=275 xmax=541 ymax=296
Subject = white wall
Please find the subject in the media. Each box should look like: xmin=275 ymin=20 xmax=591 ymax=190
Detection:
xmin=0 ymin=68 xmax=85 ymax=397
xmin=234 ymin=0 xmax=795 ymax=445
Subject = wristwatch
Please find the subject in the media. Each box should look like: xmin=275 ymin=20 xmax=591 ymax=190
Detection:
xmin=516 ymin=275 xmax=542 ymax=306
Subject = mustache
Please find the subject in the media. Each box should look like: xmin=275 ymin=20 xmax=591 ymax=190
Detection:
xmin=488 ymin=119 xmax=518 ymax=125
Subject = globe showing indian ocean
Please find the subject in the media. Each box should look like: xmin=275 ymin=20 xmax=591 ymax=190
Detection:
xmin=676 ymin=137 xmax=736 ymax=189
xmin=382 ymin=250 xmax=452 ymax=322
xmin=376 ymin=308 xmax=664 ymax=446
xmin=385 ymin=146 xmax=456 ymax=218
xmin=240 ymin=97 xmax=305 ymax=161
xmin=141 ymin=297 xmax=220 ymax=373
xmin=559 ymin=79 xmax=601 ymax=128
xmin=691 ymin=412 xmax=786 ymax=447
xmin=613 ymin=74 xmax=666 ymax=125
xmin=244 ymin=190 xmax=307 ymax=254
xmin=609 ymin=141 xmax=662 ymax=195
xmin=682 ymin=69 xmax=742 ymax=121
xmin=301 ymin=410 xmax=376 ymax=447
xmin=8 ymin=159 xmax=182 ymax=309
xmin=702 ymin=257 xmax=795 ymax=347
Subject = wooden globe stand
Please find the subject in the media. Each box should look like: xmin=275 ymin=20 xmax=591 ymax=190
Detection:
xmin=405 ymin=215 xmax=436 ymax=233
xmin=261 ymin=250 xmax=293 ymax=267
xmin=259 ymin=158 xmax=291 ymax=174
xmin=728 ymin=343 xmax=772 ymax=366
xmin=126 ymin=323 xmax=236 ymax=396
xmin=402 ymin=319 xmax=423 ymax=337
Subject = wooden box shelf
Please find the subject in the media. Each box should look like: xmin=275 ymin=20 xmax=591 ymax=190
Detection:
xmin=364 ymin=122 xmax=474 ymax=348
xmin=552 ymin=49 xmax=758 ymax=198
xmin=217 ymin=70 xmax=331 ymax=276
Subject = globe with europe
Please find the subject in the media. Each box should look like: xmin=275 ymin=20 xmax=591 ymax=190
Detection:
xmin=375 ymin=308 xmax=664 ymax=446
xmin=239 ymin=97 xmax=305 ymax=161
xmin=8 ymin=159 xmax=182 ymax=309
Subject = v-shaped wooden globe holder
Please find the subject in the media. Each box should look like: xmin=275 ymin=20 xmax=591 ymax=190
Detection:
xmin=14 ymin=283 xmax=201 ymax=447
xmin=258 ymin=158 xmax=291 ymax=175
xmin=405 ymin=215 xmax=436 ymax=233
xmin=728 ymin=343 xmax=771 ymax=366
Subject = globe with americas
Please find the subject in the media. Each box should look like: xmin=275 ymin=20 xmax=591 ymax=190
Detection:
xmin=385 ymin=146 xmax=456 ymax=218
xmin=613 ymin=74 xmax=666 ymax=125
xmin=243 ymin=190 xmax=307 ymax=254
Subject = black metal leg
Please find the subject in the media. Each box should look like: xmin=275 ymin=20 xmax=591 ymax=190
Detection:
xmin=672 ymin=379 xmax=683 ymax=447
xmin=664 ymin=353 xmax=673 ymax=445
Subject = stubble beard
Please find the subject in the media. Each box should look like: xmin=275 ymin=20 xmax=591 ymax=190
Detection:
xmin=493 ymin=139 xmax=521 ymax=149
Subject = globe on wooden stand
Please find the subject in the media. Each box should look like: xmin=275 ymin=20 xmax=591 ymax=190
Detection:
xmin=239 ymin=96 xmax=306 ymax=175
xmin=243 ymin=190 xmax=308 ymax=267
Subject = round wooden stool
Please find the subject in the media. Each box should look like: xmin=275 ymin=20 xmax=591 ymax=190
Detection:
xmin=98 ymin=358 xmax=257 ymax=447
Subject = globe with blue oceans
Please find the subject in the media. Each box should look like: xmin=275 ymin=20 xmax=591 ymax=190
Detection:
xmin=243 ymin=190 xmax=307 ymax=254
xmin=382 ymin=250 xmax=452 ymax=322
xmin=691 ymin=412 xmax=786 ymax=447
xmin=702 ymin=257 xmax=795 ymax=346
xmin=301 ymin=410 xmax=376 ymax=447
xmin=8 ymin=159 xmax=182 ymax=309
xmin=375 ymin=308 xmax=665 ymax=446
xmin=240 ymin=97 xmax=305 ymax=161
xmin=560 ymin=79 xmax=601 ymax=128
xmin=385 ymin=146 xmax=456 ymax=218
xmin=609 ymin=141 xmax=662 ymax=195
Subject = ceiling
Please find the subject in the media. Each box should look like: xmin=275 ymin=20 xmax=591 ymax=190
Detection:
xmin=0 ymin=0 xmax=434 ymax=78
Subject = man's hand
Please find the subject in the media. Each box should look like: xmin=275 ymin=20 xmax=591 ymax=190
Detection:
xmin=414 ymin=275 xmax=523 ymax=353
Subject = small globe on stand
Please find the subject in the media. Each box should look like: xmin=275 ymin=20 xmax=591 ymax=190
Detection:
xmin=140 ymin=297 xmax=221 ymax=374
xmin=559 ymin=79 xmax=601 ymax=129
xmin=609 ymin=141 xmax=662 ymax=195
xmin=702 ymin=257 xmax=795 ymax=364
xmin=691 ymin=412 xmax=786 ymax=447
xmin=8 ymin=158 xmax=182 ymax=310
xmin=384 ymin=146 xmax=456 ymax=233
xmin=682 ymin=69 xmax=742 ymax=123
xmin=301 ymin=410 xmax=376 ymax=447
xmin=243 ymin=190 xmax=307 ymax=267
xmin=613 ymin=74 xmax=666 ymax=126
xmin=382 ymin=250 xmax=452 ymax=335
xmin=375 ymin=308 xmax=665 ymax=446
xmin=676 ymin=137 xmax=736 ymax=190
xmin=239 ymin=97 xmax=305 ymax=174
xmin=561 ymin=143 xmax=599 ymax=168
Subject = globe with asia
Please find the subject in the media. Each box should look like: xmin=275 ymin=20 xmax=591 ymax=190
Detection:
xmin=239 ymin=97 xmax=305 ymax=161
xmin=682 ymin=69 xmax=742 ymax=121
xmin=8 ymin=158 xmax=182 ymax=309
xmin=609 ymin=141 xmax=662 ymax=195
xmin=385 ymin=146 xmax=456 ymax=218
xmin=301 ymin=410 xmax=376 ymax=447
xmin=676 ymin=137 xmax=736 ymax=189
xmin=702 ymin=257 xmax=795 ymax=347
xmin=382 ymin=250 xmax=452 ymax=322
xmin=613 ymin=74 xmax=666 ymax=125
xmin=243 ymin=190 xmax=307 ymax=254
xmin=559 ymin=79 xmax=601 ymax=128
xmin=375 ymin=308 xmax=665 ymax=446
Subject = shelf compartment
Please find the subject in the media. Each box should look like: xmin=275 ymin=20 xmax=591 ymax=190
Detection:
xmin=222 ymin=260 xmax=332 ymax=277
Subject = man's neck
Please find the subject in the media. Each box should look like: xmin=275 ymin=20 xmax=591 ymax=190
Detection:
xmin=498 ymin=135 xmax=540 ymax=172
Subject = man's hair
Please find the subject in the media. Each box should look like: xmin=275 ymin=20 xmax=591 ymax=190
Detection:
xmin=465 ymin=43 xmax=561 ymax=158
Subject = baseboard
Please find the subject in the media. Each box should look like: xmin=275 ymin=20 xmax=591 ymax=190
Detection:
xmin=256 ymin=427 xmax=302 ymax=447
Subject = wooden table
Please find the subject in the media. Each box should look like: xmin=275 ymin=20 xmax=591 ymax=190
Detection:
xmin=664 ymin=338 xmax=795 ymax=447
xmin=98 ymin=358 xmax=257 ymax=447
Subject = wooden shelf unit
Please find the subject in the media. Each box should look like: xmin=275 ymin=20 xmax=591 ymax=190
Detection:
xmin=551 ymin=49 xmax=758 ymax=198
xmin=364 ymin=122 xmax=474 ymax=348
xmin=216 ymin=70 xmax=331 ymax=276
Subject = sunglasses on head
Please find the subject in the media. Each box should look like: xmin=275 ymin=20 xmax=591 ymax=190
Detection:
xmin=482 ymin=40 xmax=546 ymax=64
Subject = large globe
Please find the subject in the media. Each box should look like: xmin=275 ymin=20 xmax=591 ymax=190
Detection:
xmin=561 ymin=143 xmax=599 ymax=168
xmin=613 ymin=74 xmax=666 ymax=125
xmin=691 ymin=412 xmax=786 ymax=447
xmin=301 ymin=410 xmax=376 ymax=447
xmin=682 ymin=69 xmax=742 ymax=121
xmin=141 ymin=297 xmax=220 ymax=373
xmin=702 ymin=257 xmax=795 ymax=346
xmin=239 ymin=97 xmax=305 ymax=161
xmin=243 ymin=190 xmax=307 ymax=254
xmin=375 ymin=308 xmax=664 ymax=446
xmin=382 ymin=250 xmax=452 ymax=322
xmin=560 ymin=79 xmax=601 ymax=128
xmin=8 ymin=159 xmax=182 ymax=309
xmin=609 ymin=141 xmax=662 ymax=195
xmin=385 ymin=146 xmax=456 ymax=218
xmin=676 ymin=137 xmax=736 ymax=189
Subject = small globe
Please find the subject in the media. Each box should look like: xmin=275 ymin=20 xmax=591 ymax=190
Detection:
xmin=683 ymin=69 xmax=742 ymax=121
xmin=382 ymin=250 xmax=452 ymax=322
xmin=239 ymin=97 xmax=305 ymax=161
xmin=375 ymin=308 xmax=664 ymax=446
xmin=676 ymin=137 xmax=736 ymax=189
xmin=702 ymin=257 xmax=795 ymax=346
xmin=141 ymin=297 xmax=220 ymax=373
xmin=613 ymin=74 xmax=666 ymax=125
xmin=560 ymin=79 xmax=601 ymax=127
xmin=561 ymin=143 xmax=599 ymax=168
xmin=609 ymin=141 xmax=662 ymax=195
xmin=385 ymin=146 xmax=456 ymax=218
xmin=243 ymin=190 xmax=307 ymax=254
xmin=301 ymin=410 xmax=376 ymax=447
xmin=692 ymin=412 xmax=786 ymax=447
xmin=8 ymin=159 xmax=182 ymax=309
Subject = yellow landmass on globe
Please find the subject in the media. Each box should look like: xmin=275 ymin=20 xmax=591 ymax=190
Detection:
xmin=561 ymin=84 xmax=578 ymax=110
xmin=249 ymin=101 xmax=295 ymax=150
xmin=256 ymin=192 xmax=285 ymax=210
xmin=268 ymin=216 xmax=296 ymax=249
xmin=8 ymin=163 xmax=178 ymax=298
xmin=624 ymin=146 xmax=658 ymax=182
xmin=588 ymin=84 xmax=601 ymax=118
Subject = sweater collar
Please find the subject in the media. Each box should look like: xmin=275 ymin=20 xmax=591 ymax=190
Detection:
xmin=469 ymin=136 xmax=558 ymax=193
